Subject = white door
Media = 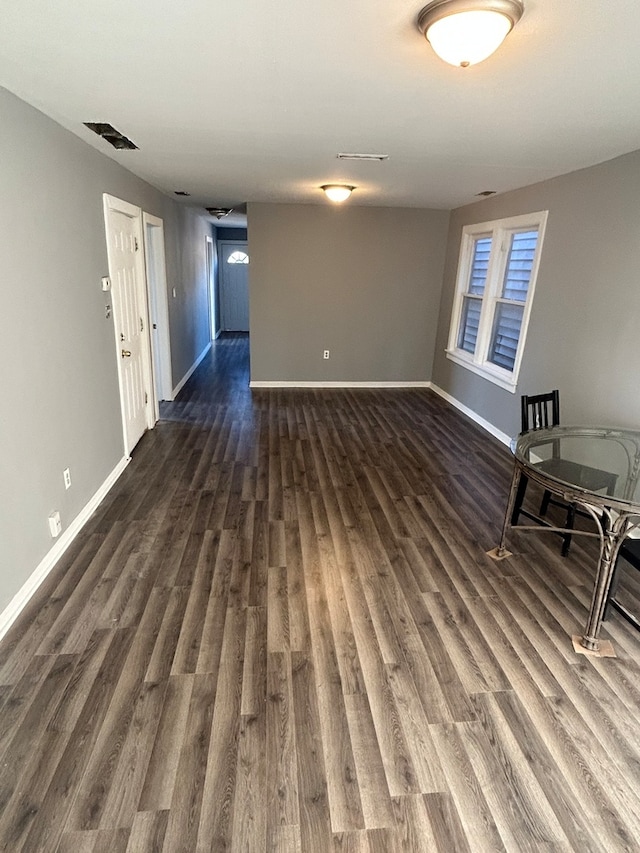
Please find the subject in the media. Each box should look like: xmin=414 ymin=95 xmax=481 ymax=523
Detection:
xmin=219 ymin=241 xmax=249 ymax=331
xmin=104 ymin=196 xmax=154 ymax=455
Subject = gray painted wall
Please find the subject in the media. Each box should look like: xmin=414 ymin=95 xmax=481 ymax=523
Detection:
xmin=166 ymin=205 xmax=215 ymax=384
xmin=432 ymin=149 xmax=640 ymax=438
xmin=248 ymin=203 xmax=450 ymax=382
xmin=0 ymin=88 xmax=211 ymax=613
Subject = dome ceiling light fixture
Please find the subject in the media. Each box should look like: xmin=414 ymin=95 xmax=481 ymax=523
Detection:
xmin=417 ymin=0 xmax=524 ymax=68
xmin=320 ymin=184 xmax=356 ymax=203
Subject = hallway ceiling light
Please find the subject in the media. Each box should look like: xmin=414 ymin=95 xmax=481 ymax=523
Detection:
xmin=206 ymin=207 xmax=233 ymax=219
xmin=417 ymin=0 xmax=524 ymax=67
xmin=320 ymin=185 xmax=356 ymax=203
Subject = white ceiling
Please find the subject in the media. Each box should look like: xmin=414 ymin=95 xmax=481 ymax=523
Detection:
xmin=2 ymin=0 xmax=640 ymax=219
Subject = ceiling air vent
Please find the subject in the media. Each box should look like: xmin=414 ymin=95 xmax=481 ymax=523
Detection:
xmin=337 ymin=153 xmax=389 ymax=161
xmin=84 ymin=122 xmax=138 ymax=150
xmin=174 ymin=190 xmax=191 ymax=196
xmin=476 ymin=190 xmax=497 ymax=197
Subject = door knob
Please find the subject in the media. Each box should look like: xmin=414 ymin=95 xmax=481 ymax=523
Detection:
xmin=121 ymin=349 xmax=132 ymax=358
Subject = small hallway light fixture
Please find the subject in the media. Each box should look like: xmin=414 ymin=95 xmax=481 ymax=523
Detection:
xmin=320 ymin=184 xmax=356 ymax=203
xmin=417 ymin=0 xmax=524 ymax=68
xmin=206 ymin=207 xmax=233 ymax=219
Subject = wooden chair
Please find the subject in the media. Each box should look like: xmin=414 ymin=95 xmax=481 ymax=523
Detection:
xmin=511 ymin=390 xmax=617 ymax=556
xmin=605 ymin=539 xmax=640 ymax=631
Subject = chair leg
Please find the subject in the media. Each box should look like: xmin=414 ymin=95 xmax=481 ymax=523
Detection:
xmin=511 ymin=475 xmax=529 ymax=525
xmin=539 ymin=489 xmax=552 ymax=517
xmin=561 ymin=503 xmax=576 ymax=557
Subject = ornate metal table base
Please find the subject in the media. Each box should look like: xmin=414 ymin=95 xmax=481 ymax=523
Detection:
xmin=494 ymin=448 xmax=640 ymax=654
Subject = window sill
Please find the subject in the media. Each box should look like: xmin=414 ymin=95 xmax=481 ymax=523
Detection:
xmin=445 ymin=349 xmax=518 ymax=393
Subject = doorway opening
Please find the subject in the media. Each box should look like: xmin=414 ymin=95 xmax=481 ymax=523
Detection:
xmin=205 ymin=235 xmax=218 ymax=341
xmin=144 ymin=213 xmax=173 ymax=407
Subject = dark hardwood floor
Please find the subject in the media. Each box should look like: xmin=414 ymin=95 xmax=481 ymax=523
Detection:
xmin=2 ymin=332 xmax=640 ymax=852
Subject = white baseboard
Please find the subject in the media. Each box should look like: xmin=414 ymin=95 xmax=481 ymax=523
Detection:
xmin=0 ymin=455 xmax=130 ymax=642
xmin=249 ymin=380 xmax=431 ymax=389
xmin=429 ymin=383 xmax=511 ymax=446
xmin=172 ymin=342 xmax=212 ymax=398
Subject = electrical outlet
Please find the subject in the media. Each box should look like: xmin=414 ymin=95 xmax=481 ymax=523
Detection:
xmin=323 ymin=350 xmax=330 ymax=359
xmin=63 ymin=468 xmax=71 ymax=489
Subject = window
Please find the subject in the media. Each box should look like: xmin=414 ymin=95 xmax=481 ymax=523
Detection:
xmin=227 ymin=250 xmax=249 ymax=264
xmin=446 ymin=210 xmax=548 ymax=392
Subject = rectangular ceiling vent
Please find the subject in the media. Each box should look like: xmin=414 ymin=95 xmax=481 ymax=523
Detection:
xmin=84 ymin=122 xmax=138 ymax=150
xmin=337 ymin=152 xmax=389 ymax=161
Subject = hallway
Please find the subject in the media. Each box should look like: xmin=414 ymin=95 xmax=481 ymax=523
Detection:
xmin=1 ymin=334 xmax=640 ymax=852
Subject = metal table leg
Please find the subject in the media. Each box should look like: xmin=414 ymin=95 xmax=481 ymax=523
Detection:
xmin=580 ymin=508 xmax=630 ymax=651
xmin=496 ymin=463 xmax=522 ymax=557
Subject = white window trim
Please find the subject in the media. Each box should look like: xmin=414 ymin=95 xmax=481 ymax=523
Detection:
xmin=445 ymin=210 xmax=548 ymax=393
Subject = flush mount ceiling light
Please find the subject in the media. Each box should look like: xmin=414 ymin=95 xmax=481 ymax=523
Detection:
xmin=320 ymin=185 xmax=356 ymax=203
xmin=417 ymin=0 xmax=523 ymax=67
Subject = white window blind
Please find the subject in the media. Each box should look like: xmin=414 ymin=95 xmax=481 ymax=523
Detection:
xmin=488 ymin=230 xmax=538 ymax=371
xmin=458 ymin=236 xmax=492 ymax=353
xmin=446 ymin=213 xmax=547 ymax=392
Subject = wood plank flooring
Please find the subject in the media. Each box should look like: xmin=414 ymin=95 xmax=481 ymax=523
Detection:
xmin=2 ymin=332 xmax=640 ymax=851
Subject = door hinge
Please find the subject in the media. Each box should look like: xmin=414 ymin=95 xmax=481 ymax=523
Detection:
xmin=134 ymin=237 xmax=139 ymax=251
xmin=145 ymin=391 xmax=148 ymax=405
xmin=140 ymin=317 xmax=144 ymax=332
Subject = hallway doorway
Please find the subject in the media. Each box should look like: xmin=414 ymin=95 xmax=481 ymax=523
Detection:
xmin=218 ymin=241 xmax=249 ymax=332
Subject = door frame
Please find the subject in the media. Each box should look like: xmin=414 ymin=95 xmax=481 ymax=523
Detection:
xmin=103 ymin=193 xmax=156 ymax=456
xmin=205 ymin=234 xmax=219 ymax=341
xmin=217 ymin=239 xmax=250 ymax=332
xmin=143 ymin=212 xmax=173 ymax=408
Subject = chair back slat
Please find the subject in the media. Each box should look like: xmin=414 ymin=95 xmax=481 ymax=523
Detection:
xmin=521 ymin=390 xmax=560 ymax=433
